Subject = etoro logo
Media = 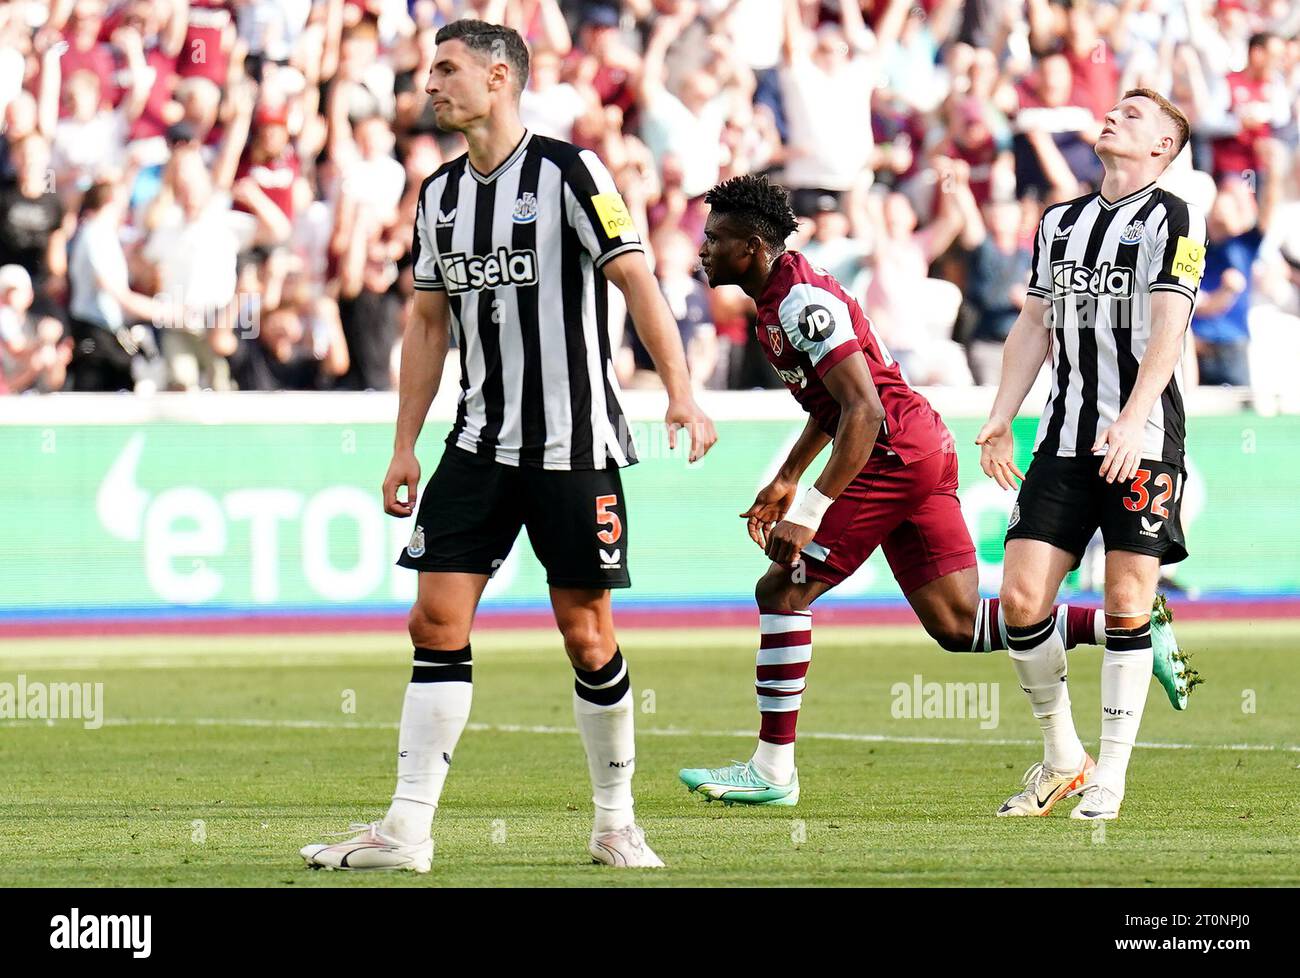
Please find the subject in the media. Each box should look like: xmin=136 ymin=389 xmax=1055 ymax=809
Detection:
xmin=1051 ymin=260 xmax=1135 ymax=299
xmin=796 ymin=304 xmax=835 ymax=342
xmin=440 ymin=247 xmax=538 ymax=295
xmin=93 ymin=433 xmax=524 ymax=606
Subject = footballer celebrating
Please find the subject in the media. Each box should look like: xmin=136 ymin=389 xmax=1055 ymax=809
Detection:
xmin=678 ymin=174 xmax=1186 ymax=808
xmin=301 ymin=20 xmax=716 ymax=872
xmin=976 ymin=90 xmax=1207 ymax=821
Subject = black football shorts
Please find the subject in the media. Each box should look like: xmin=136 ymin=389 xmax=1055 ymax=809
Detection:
xmin=1005 ymin=453 xmax=1188 ymax=566
xmin=396 ymin=445 xmax=631 ymax=589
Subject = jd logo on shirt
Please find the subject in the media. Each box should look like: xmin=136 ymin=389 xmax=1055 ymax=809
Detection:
xmin=1051 ymin=260 xmax=1134 ymax=299
xmin=797 ymin=304 xmax=835 ymax=342
xmin=440 ymin=248 xmax=539 ymax=295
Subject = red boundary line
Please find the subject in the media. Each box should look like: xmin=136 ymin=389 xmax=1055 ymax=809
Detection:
xmin=5 ymin=599 xmax=1300 ymax=638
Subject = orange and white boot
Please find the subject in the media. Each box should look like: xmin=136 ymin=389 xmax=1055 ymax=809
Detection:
xmin=996 ymin=754 xmax=1095 ymax=817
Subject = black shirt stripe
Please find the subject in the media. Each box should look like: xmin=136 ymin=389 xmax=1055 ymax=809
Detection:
xmin=513 ymin=148 xmax=546 ymax=466
xmin=472 ymin=178 xmax=504 ymax=458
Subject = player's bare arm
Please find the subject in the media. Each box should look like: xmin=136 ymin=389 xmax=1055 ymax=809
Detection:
xmin=741 ymin=417 xmax=829 ymax=549
xmin=976 ymin=295 xmax=1052 ymax=491
xmin=764 ymin=354 xmax=885 ymax=565
xmin=384 ymin=288 xmax=451 ymax=517
xmin=602 ymin=251 xmax=719 ymax=463
xmin=1093 ymin=290 xmax=1194 ymax=484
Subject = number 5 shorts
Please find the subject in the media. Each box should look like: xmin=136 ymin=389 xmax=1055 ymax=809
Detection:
xmin=396 ymin=445 xmax=632 ymax=589
xmin=1004 ymin=453 xmax=1188 ymax=567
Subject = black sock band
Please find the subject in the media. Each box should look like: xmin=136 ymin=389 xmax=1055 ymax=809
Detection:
xmin=411 ymin=645 xmax=472 ymax=683
xmin=1105 ymin=623 xmax=1152 ymax=652
xmin=1005 ymin=616 xmax=1056 ymax=652
xmin=574 ymin=648 xmax=630 ymax=706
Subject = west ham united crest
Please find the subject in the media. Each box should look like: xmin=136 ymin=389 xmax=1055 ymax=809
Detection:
xmin=767 ymin=324 xmax=783 ymax=356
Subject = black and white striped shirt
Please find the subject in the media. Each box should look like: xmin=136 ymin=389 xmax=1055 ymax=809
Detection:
xmin=1025 ymin=182 xmax=1208 ymax=467
xmin=412 ymin=131 xmax=642 ymax=470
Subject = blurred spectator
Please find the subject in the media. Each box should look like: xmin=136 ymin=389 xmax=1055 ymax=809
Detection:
xmin=939 ymin=97 xmax=1013 ymax=208
xmin=1012 ymin=50 xmax=1102 ymax=200
xmin=1193 ymin=171 xmax=1276 ymax=387
xmin=2 ymin=0 xmax=1298 ymax=395
xmin=1211 ymin=32 xmax=1290 ymax=181
xmin=0 ymin=133 xmax=67 ymax=317
xmin=0 ymin=263 xmax=72 ymax=394
xmin=636 ymin=10 xmax=731 ymax=200
xmin=961 ymin=198 xmax=1033 ymax=386
xmin=627 ymin=229 xmax=716 ymax=388
xmin=67 ymin=180 xmax=168 ymax=391
xmin=521 ymin=48 xmax=589 ymax=140
xmin=779 ymin=0 xmax=903 ymax=217
xmin=55 ymin=1 xmax=118 ymax=107
xmin=214 ymin=299 xmax=349 ymax=391
xmin=143 ymin=148 xmax=258 ymax=389
xmin=336 ymin=199 xmax=401 ymax=391
xmin=865 ymin=157 xmax=981 ymax=385
xmin=801 ymin=195 xmax=872 ymax=291
xmin=51 ymin=57 xmax=150 ymax=195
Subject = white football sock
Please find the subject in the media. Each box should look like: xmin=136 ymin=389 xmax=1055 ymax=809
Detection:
xmin=1093 ymin=623 xmax=1154 ymax=793
xmin=751 ymin=741 xmax=795 ymax=785
xmin=1006 ymin=616 xmax=1086 ymax=772
xmin=573 ymin=649 xmax=636 ymax=834
xmin=381 ymin=646 xmax=473 ymax=845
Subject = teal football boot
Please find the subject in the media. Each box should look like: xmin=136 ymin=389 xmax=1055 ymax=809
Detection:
xmin=1150 ymin=593 xmax=1201 ymax=711
xmin=679 ymin=761 xmax=799 ymax=806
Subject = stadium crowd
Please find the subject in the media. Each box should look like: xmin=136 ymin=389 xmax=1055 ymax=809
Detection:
xmin=1 ymin=0 xmax=1299 ymax=396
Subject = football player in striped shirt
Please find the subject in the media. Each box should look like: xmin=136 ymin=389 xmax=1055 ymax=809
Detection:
xmin=677 ymin=174 xmax=1188 ymax=809
xmin=300 ymin=20 xmax=716 ymax=873
xmin=976 ymin=90 xmax=1207 ymax=820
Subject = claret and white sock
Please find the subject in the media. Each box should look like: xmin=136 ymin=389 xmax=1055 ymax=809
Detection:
xmin=750 ymin=609 xmax=812 ymax=786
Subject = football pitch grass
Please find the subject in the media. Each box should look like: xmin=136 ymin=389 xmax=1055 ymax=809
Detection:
xmin=2 ymin=620 xmax=1297 ymax=888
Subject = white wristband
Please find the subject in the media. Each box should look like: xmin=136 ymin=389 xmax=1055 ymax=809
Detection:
xmin=786 ymin=487 xmax=835 ymax=532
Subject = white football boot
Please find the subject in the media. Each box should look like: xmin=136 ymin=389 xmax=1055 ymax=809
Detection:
xmin=996 ymin=754 xmax=1095 ymax=817
xmin=588 ymin=823 xmax=665 ymax=868
xmin=1069 ymin=782 xmax=1123 ymax=821
xmin=300 ymin=821 xmax=433 ymax=872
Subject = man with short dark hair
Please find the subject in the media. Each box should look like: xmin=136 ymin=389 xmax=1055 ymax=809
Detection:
xmin=677 ymin=173 xmax=1195 ymax=811
xmin=300 ymin=20 xmax=716 ymax=872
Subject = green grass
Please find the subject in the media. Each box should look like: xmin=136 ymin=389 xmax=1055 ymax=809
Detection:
xmin=1 ymin=621 xmax=1297 ymax=887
